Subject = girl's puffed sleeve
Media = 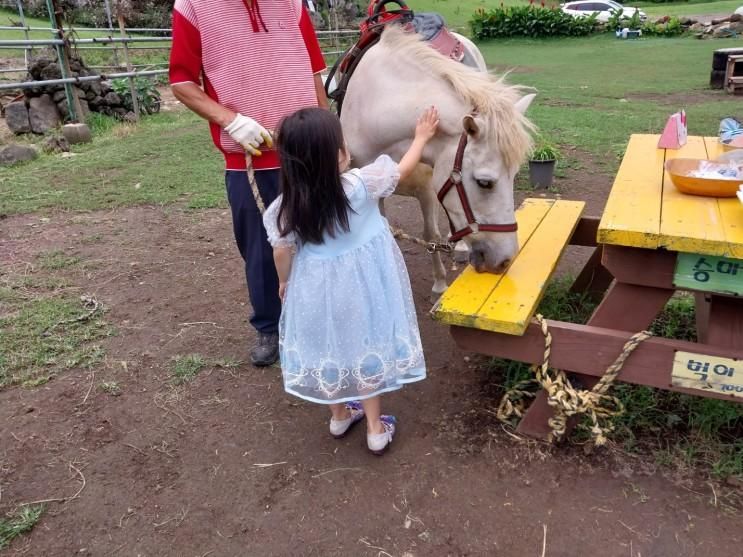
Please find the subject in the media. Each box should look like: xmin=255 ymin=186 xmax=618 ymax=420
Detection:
xmin=262 ymin=196 xmax=296 ymax=249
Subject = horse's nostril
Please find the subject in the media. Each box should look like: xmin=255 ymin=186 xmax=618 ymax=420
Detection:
xmin=469 ymin=249 xmax=485 ymax=268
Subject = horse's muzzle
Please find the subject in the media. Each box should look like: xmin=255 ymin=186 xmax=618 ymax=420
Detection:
xmin=469 ymin=238 xmax=517 ymax=274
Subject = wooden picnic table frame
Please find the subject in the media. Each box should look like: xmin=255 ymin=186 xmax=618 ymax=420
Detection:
xmin=444 ymin=134 xmax=743 ymax=440
xmin=450 ymin=216 xmax=743 ymax=439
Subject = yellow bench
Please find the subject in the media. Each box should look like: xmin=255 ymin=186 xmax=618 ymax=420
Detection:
xmin=432 ymin=198 xmax=585 ymax=335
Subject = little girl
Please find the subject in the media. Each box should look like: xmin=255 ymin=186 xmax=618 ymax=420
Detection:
xmin=263 ymin=106 xmax=439 ymax=454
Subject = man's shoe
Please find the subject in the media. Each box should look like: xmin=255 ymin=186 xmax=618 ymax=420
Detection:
xmin=250 ymin=333 xmax=279 ymax=367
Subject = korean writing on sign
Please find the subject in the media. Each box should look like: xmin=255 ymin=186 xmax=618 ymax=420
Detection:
xmin=685 ymin=359 xmax=735 ymax=380
xmin=690 ymin=257 xmax=739 ymax=283
xmin=674 ymin=253 xmax=743 ymax=296
xmin=672 ymin=351 xmax=743 ymax=399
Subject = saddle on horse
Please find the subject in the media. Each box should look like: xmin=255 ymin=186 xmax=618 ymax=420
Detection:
xmin=325 ymin=0 xmax=465 ymax=114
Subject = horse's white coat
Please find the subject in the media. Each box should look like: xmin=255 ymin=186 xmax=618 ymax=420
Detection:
xmin=339 ymin=27 xmax=535 ymax=295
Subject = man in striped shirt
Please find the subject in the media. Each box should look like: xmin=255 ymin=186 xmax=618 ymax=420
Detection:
xmin=169 ymin=0 xmax=327 ymax=366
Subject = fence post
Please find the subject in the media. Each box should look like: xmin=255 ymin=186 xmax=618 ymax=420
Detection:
xmin=102 ymin=0 xmax=120 ymax=67
xmin=116 ymin=12 xmax=140 ymax=120
xmin=45 ymin=0 xmax=82 ymax=122
xmin=15 ymin=0 xmax=31 ymax=71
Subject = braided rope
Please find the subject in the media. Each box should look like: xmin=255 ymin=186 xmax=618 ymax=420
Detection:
xmin=497 ymin=314 xmax=652 ymax=446
xmin=248 ymin=162 xmax=267 ymax=215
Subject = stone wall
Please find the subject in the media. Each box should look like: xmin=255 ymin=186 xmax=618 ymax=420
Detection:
xmin=7 ymin=51 xmax=135 ymax=136
xmin=690 ymin=13 xmax=743 ymax=38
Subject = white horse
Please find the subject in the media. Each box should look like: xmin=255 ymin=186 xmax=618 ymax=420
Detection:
xmin=340 ymin=26 xmax=535 ymax=296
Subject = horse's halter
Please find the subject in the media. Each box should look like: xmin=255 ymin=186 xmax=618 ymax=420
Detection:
xmin=436 ymin=131 xmax=519 ymax=243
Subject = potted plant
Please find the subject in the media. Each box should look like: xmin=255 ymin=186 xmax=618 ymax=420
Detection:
xmin=528 ymin=140 xmax=560 ymax=189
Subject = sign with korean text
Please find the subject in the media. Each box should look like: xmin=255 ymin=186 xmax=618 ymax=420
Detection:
xmin=673 ymin=253 xmax=743 ymax=296
xmin=672 ymin=351 xmax=743 ymax=398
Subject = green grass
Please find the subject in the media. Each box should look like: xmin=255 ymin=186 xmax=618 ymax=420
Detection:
xmin=36 ymin=249 xmax=80 ymax=270
xmin=170 ymin=354 xmax=207 ymax=384
xmin=0 ymin=505 xmax=44 ymax=550
xmin=417 ymin=0 xmax=528 ymax=31
xmin=476 ymin=34 xmax=738 ymax=168
xmin=487 ymin=277 xmax=743 ymax=479
xmin=0 ymin=111 xmax=224 ymax=215
xmin=0 ymin=287 xmax=111 ymax=389
xmin=637 ymin=0 xmax=742 ymax=17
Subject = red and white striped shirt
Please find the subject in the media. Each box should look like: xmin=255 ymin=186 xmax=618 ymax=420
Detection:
xmin=169 ymin=0 xmax=326 ymax=170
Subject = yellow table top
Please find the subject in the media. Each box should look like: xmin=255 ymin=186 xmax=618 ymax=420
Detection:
xmin=432 ymin=198 xmax=584 ymax=335
xmin=597 ymin=135 xmax=743 ymax=258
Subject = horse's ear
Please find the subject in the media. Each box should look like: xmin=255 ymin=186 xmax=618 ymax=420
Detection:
xmin=463 ymin=115 xmax=480 ymax=137
xmin=515 ymin=93 xmax=536 ymax=115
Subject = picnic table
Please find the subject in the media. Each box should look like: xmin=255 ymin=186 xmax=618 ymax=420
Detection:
xmin=433 ymin=134 xmax=743 ymax=440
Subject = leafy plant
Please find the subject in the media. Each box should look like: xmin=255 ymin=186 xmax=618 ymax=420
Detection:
xmin=608 ymin=9 xmax=644 ymax=31
xmin=470 ymin=4 xmax=599 ymax=39
xmin=642 ymin=16 xmax=685 ymax=36
xmin=111 ymin=77 xmax=162 ymax=116
xmin=530 ymin=140 xmax=560 ymax=161
xmin=100 ymin=381 xmax=122 ymax=396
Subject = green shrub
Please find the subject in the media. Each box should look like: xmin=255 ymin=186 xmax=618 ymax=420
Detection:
xmin=111 ymin=77 xmax=162 ymax=115
xmin=641 ymin=16 xmax=685 ymax=36
xmin=606 ymin=9 xmax=685 ymax=37
xmin=607 ymin=9 xmax=643 ymax=30
xmin=470 ymin=3 xmax=599 ymax=39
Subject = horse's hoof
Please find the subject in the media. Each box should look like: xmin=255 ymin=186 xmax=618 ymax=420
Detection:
xmin=430 ymin=284 xmax=447 ymax=304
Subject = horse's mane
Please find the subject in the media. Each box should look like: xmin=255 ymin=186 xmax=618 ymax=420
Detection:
xmin=380 ymin=26 xmax=534 ymax=169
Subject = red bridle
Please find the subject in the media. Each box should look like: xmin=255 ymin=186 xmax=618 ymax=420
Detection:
xmin=436 ymin=132 xmax=519 ymax=243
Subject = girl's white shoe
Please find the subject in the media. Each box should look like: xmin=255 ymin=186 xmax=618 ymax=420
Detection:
xmin=329 ymin=401 xmax=365 ymax=438
xmin=367 ymin=416 xmax=397 ymax=455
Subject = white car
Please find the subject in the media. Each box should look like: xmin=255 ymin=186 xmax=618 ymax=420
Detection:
xmin=561 ymin=1 xmax=648 ymax=23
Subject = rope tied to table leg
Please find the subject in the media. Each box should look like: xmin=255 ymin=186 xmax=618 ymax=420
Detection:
xmin=497 ymin=314 xmax=652 ymax=446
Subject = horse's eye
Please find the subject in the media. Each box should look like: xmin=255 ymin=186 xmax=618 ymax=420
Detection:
xmin=476 ymin=179 xmax=494 ymax=189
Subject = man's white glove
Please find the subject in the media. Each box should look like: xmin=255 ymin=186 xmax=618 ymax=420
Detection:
xmin=224 ymin=113 xmax=273 ymax=157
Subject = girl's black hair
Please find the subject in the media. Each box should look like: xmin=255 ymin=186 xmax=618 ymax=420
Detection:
xmin=276 ymin=108 xmax=351 ymax=245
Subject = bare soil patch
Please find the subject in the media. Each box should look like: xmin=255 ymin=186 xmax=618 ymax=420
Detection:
xmin=2 ymin=161 xmax=742 ymax=554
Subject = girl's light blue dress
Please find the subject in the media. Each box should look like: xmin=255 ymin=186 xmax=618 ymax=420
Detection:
xmin=263 ymin=155 xmax=426 ymax=404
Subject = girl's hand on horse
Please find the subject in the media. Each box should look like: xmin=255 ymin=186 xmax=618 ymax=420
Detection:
xmin=415 ymin=106 xmax=439 ymax=143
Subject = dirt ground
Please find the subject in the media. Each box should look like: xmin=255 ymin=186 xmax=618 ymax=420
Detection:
xmin=2 ymin=165 xmax=743 ymax=556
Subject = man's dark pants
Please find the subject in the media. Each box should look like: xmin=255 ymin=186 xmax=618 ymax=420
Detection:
xmin=225 ymin=169 xmax=281 ymax=335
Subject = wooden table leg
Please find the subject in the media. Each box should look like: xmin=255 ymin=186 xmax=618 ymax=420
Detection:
xmin=694 ymin=293 xmax=710 ymax=344
xmin=516 ymin=281 xmax=674 ymax=439
xmin=588 ymin=282 xmax=674 ymax=330
xmin=707 ymin=295 xmax=743 ymax=348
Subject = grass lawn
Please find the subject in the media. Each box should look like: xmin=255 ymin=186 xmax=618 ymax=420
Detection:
xmin=478 ymin=34 xmax=738 ymax=161
xmin=0 ymin=111 xmax=223 ymax=215
xmin=638 ymin=0 xmax=741 ymax=17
